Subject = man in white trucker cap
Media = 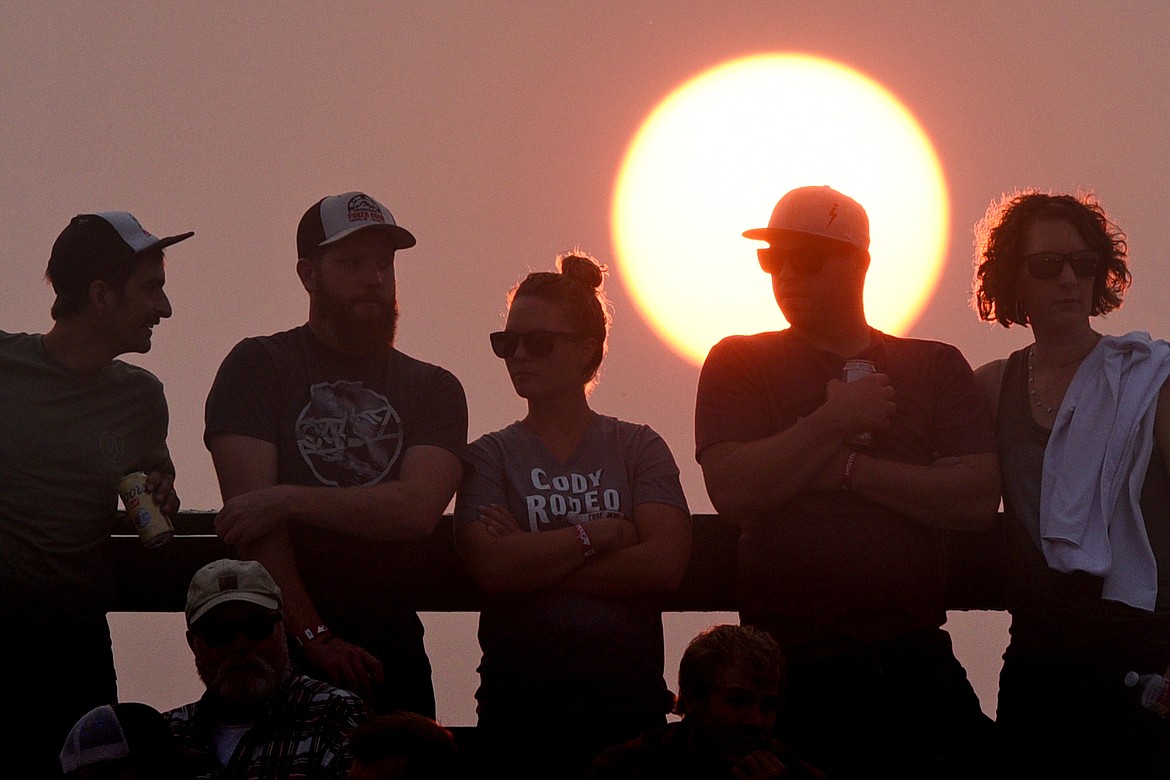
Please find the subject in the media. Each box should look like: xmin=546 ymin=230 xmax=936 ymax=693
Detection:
xmin=204 ymin=192 xmax=469 ymax=718
xmin=1 ymin=210 xmax=192 ymax=776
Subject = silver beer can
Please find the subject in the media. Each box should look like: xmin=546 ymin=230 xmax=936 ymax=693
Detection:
xmin=842 ymin=359 xmax=876 ymax=447
xmin=118 ymin=471 xmax=174 ymax=548
xmin=842 ymin=359 xmax=877 ymax=383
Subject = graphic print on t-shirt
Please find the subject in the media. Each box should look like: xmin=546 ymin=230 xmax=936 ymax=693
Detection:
xmin=524 ymin=466 xmax=621 ymax=532
xmin=99 ymin=430 xmax=125 ymax=464
xmin=295 ymin=380 xmax=404 ymax=487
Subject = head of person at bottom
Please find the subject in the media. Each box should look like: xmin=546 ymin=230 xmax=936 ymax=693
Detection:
xmin=295 ymin=191 xmax=416 ymax=355
xmin=972 ymin=189 xmax=1131 ymax=330
xmin=490 ymin=249 xmax=611 ymax=401
xmin=743 ymin=185 xmax=871 ymax=335
xmin=346 ymin=712 xmax=460 ymax=780
xmin=60 ymin=702 xmax=188 ymax=780
xmin=674 ymin=624 xmax=786 ymax=768
xmin=184 ymin=558 xmax=291 ymax=721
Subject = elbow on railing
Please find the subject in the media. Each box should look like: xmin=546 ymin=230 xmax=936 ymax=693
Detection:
xmin=108 ymin=511 xmax=1009 ymax=614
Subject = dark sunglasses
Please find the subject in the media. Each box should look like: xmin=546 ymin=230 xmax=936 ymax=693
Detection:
xmin=193 ymin=613 xmax=281 ymax=648
xmin=757 ymin=245 xmax=850 ymax=276
xmin=1022 ymin=250 xmax=1102 ymax=280
xmin=489 ymin=330 xmax=584 ymax=359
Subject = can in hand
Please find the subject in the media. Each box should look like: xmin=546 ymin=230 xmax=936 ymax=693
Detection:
xmin=118 ymin=471 xmax=174 ymax=548
xmin=842 ymin=359 xmax=877 ymax=447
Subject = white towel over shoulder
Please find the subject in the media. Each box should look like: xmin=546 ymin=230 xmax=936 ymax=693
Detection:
xmin=1040 ymin=331 xmax=1170 ymax=611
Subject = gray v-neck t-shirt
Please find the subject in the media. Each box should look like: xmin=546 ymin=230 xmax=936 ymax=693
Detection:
xmin=455 ymin=413 xmax=688 ymax=721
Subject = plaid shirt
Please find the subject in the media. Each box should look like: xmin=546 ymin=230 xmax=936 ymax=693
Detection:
xmin=166 ymin=674 xmax=370 ymax=780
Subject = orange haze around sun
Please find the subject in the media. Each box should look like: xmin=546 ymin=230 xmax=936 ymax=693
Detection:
xmin=611 ymin=54 xmax=949 ymax=365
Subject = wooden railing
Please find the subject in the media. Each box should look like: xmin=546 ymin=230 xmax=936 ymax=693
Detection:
xmin=110 ymin=513 xmax=1007 ymax=613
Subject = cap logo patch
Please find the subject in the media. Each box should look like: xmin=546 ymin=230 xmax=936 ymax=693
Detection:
xmin=826 ymin=202 xmax=839 ymax=228
xmin=347 ymin=194 xmax=386 ymax=225
xmin=217 ymin=574 xmax=239 ymax=591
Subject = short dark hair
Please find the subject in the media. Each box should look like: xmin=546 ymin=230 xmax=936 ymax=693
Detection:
xmin=973 ymin=190 xmax=1130 ymax=327
xmin=346 ymin=712 xmax=459 ymax=780
xmin=509 ymin=249 xmax=611 ymax=387
xmin=675 ymin=624 xmax=785 ymax=716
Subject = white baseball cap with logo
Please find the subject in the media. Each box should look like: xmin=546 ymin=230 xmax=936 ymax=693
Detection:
xmin=743 ymin=185 xmax=870 ymax=252
xmin=296 ymin=191 xmax=417 ymax=258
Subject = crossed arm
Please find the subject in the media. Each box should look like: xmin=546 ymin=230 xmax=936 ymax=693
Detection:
xmin=206 ymin=432 xmax=464 ymax=696
xmin=456 ymin=501 xmax=692 ymax=597
xmin=700 ymin=374 xmax=999 ymax=531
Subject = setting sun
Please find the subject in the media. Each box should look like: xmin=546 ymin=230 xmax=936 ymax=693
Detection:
xmin=611 ymin=54 xmax=949 ymax=365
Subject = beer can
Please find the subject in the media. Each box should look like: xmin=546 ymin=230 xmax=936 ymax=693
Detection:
xmin=842 ymin=359 xmax=877 ymax=383
xmin=842 ymin=359 xmax=876 ymax=447
xmin=118 ymin=471 xmax=174 ymax=548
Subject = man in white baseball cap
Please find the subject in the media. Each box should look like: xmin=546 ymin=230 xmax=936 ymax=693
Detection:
xmin=695 ymin=185 xmax=1000 ymax=777
xmin=742 ymin=184 xmax=871 ymax=251
xmin=204 ymin=192 xmax=469 ymax=718
xmin=1 ymin=209 xmax=191 ymax=777
xmin=166 ymin=558 xmax=369 ymax=778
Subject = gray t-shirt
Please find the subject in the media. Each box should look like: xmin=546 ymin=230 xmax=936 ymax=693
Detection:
xmin=455 ymin=412 xmax=688 ymax=721
xmin=0 ymin=331 xmax=170 ymax=608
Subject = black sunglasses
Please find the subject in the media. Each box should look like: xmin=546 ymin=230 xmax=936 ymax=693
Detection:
xmin=490 ymin=330 xmax=584 ymax=359
xmin=757 ymin=242 xmax=863 ymax=276
xmin=757 ymin=246 xmax=829 ymax=276
xmin=194 ymin=613 xmax=281 ymax=648
xmin=1022 ymin=250 xmax=1101 ymax=280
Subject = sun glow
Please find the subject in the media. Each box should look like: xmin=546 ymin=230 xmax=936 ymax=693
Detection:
xmin=611 ymin=54 xmax=949 ymax=365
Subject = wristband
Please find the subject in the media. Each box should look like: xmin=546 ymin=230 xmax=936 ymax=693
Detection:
xmin=295 ymin=624 xmax=330 ymax=647
xmin=841 ymin=450 xmax=859 ymax=491
xmin=575 ymin=523 xmax=597 ymax=559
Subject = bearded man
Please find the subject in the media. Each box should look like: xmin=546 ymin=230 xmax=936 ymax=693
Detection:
xmin=204 ymin=192 xmax=469 ymax=716
xmin=166 ymin=558 xmax=370 ymax=779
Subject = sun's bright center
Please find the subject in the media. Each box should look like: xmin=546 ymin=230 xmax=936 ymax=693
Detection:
xmin=610 ymin=54 xmax=949 ymax=365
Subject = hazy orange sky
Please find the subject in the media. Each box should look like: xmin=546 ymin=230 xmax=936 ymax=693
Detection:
xmin=4 ymin=2 xmax=1168 ymax=724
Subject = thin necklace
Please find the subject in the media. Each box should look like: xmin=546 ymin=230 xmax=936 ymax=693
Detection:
xmin=1026 ymin=344 xmax=1058 ymax=414
xmin=1026 ymin=333 xmax=1102 ymax=415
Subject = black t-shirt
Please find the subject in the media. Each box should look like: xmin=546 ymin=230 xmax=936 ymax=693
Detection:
xmin=204 ymin=325 xmax=469 ymax=714
xmin=695 ymin=328 xmax=995 ymax=658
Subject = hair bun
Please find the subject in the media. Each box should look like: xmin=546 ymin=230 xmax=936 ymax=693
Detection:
xmin=557 ymin=251 xmax=605 ymax=290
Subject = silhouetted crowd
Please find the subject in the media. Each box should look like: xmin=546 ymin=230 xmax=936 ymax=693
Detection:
xmin=6 ymin=187 xmax=1170 ymax=779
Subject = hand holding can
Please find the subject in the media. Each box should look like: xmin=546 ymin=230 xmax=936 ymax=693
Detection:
xmin=118 ymin=471 xmax=174 ymax=548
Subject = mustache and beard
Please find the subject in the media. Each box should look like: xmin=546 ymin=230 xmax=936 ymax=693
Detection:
xmin=316 ymin=281 xmax=399 ymax=355
xmin=197 ymin=638 xmax=292 ymax=710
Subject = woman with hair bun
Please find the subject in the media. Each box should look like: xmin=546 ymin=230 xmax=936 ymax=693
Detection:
xmin=455 ymin=251 xmax=692 ymax=779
